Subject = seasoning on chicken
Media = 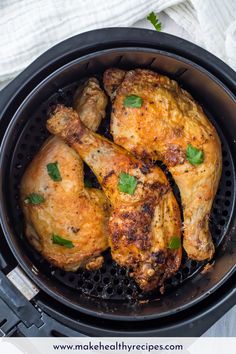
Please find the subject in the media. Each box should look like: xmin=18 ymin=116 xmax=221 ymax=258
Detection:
xmin=20 ymin=79 xmax=110 ymax=271
xmin=104 ymin=68 xmax=222 ymax=261
xmin=47 ymin=105 xmax=182 ymax=292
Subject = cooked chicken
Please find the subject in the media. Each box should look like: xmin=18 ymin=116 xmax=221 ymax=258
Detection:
xmin=47 ymin=105 xmax=182 ymax=292
xmin=73 ymin=77 xmax=108 ymax=130
xmin=104 ymin=68 xmax=222 ymax=261
xmin=20 ymin=79 xmax=110 ymax=271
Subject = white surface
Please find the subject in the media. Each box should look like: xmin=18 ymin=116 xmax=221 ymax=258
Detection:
xmin=0 ymin=1 xmax=235 ymax=336
xmin=203 ymin=306 xmax=236 ymax=336
xmin=0 ymin=0 xmax=236 ymax=89
xmin=2 ymin=338 xmax=236 ymax=354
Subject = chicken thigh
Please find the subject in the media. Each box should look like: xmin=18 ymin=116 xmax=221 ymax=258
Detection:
xmin=104 ymin=68 xmax=222 ymax=261
xmin=47 ymin=105 xmax=182 ymax=292
xmin=20 ymin=78 xmax=110 ymax=271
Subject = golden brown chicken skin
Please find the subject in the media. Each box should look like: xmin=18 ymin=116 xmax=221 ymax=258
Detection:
xmin=73 ymin=77 xmax=108 ymax=131
xmin=104 ymin=68 xmax=222 ymax=261
xmin=20 ymin=137 xmax=110 ymax=271
xmin=20 ymin=79 xmax=110 ymax=271
xmin=47 ymin=105 xmax=182 ymax=292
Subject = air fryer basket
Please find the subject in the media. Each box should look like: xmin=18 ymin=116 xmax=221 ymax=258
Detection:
xmin=0 ymin=31 xmax=236 ymax=323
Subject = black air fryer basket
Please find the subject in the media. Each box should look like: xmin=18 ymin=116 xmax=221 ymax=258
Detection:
xmin=0 ymin=28 xmax=236 ymax=337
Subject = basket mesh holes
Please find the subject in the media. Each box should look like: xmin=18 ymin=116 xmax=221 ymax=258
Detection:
xmin=224 ymin=160 xmax=230 ymax=167
xmin=103 ymin=277 xmax=109 ymax=285
xmin=106 ymin=287 xmax=113 ymax=295
xmin=84 ymin=272 xmax=90 ymax=279
xmin=222 ymin=210 xmax=228 ymax=217
xmin=9 ymin=81 xmax=235 ymax=301
xmin=93 ymin=275 xmax=100 ymax=282
xmin=110 ymin=268 xmax=116 ymax=276
xmin=115 ymin=288 xmax=122 ymax=296
xmin=77 ymin=280 xmax=83 ymax=287
xmin=222 ymin=149 xmax=228 ymax=157
xmin=86 ymin=283 xmax=93 ymax=290
xmin=113 ymin=278 xmax=119 ymax=286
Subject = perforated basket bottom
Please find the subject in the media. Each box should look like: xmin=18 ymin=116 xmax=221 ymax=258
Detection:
xmin=10 ymin=78 xmax=235 ymax=301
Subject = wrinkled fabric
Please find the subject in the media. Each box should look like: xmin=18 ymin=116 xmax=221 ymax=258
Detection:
xmin=0 ymin=0 xmax=235 ymax=89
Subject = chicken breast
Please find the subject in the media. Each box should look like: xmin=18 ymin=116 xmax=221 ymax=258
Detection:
xmin=104 ymin=68 xmax=222 ymax=261
xmin=20 ymin=78 xmax=110 ymax=271
xmin=47 ymin=105 xmax=182 ymax=292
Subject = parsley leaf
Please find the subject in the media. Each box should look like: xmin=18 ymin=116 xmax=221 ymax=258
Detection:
xmin=186 ymin=144 xmax=204 ymax=165
xmin=52 ymin=234 xmax=74 ymax=248
xmin=118 ymin=172 xmax=138 ymax=195
xmin=84 ymin=179 xmax=93 ymax=188
xmin=168 ymin=236 xmax=181 ymax=250
xmin=123 ymin=95 xmax=143 ymax=108
xmin=147 ymin=11 xmax=162 ymax=32
xmin=47 ymin=162 xmax=62 ymax=181
xmin=24 ymin=193 xmax=45 ymax=205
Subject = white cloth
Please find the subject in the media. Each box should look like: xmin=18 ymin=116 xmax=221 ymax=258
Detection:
xmin=0 ymin=0 xmax=235 ymax=89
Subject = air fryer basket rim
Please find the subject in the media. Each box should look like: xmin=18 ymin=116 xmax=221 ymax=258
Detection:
xmin=0 ymin=47 xmax=236 ymax=322
xmin=0 ymin=30 xmax=236 ymax=322
xmin=2 ymin=46 xmax=236 ymax=150
xmin=1 ymin=28 xmax=235 ymax=118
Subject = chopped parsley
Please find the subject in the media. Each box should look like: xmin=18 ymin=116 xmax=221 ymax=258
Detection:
xmin=118 ymin=172 xmax=138 ymax=195
xmin=147 ymin=11 xmax=162 ymax=32
xmin=186 ymin=144 xmax=204 ymax=165
xmin=24 ymin=193 xmax=45 ymax=205
xmin=168 ymin=236 xmax=181 ymax=250
xmin=123 ymin=95 xmax=143 ymax=108
xmin=47 ymin=162 xmax=62 ymax=181
xmin=52 ymin=234 xmax=74 ymax=249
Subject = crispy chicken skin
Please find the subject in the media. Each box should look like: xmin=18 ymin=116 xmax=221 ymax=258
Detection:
xmin=20 ymin=137 xmax=110 ymax=271
xmin=20 ymin=79 xmax=110 ymax=271
xmin=47 ymin=106 xmax=182 ymax=292
xmin=104 ymin=68 xmax=222 ymax=261
xmin=73 ymin=77 xmax=108 ymax=131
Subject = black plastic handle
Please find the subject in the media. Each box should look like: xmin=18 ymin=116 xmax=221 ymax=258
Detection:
xmin=0 ymin=270 xmax=43 ymax=335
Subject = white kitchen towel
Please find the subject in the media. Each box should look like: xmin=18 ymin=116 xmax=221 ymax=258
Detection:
xmin=0 ymin=0 xmax=235 ymax=88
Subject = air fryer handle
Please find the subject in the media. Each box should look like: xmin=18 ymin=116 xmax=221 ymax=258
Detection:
xmin=0 ymin=270 xmax=43 ymax=336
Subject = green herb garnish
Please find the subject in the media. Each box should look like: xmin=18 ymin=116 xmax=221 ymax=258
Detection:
xmin=186 ymin=144 xmax=204 ymax=165
xmin=47 ymin=162 xmax=62 ymax=181
xmin=52 ymin=234 xmax=74 ymax=249
xmin=168 ymin=236 xmax=181 ymax=250
xmin=147 ymin=11 xmax=162 ymax=32
xmin=24 ymin=193 xmax=45 ymax=205
xmin=118 ymin=172 xmax=138 ymax=195
xmin=123 ymin=95 xmax=143 ymax=108
xmin=84 ymin=179 xmax=93 ymax=188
